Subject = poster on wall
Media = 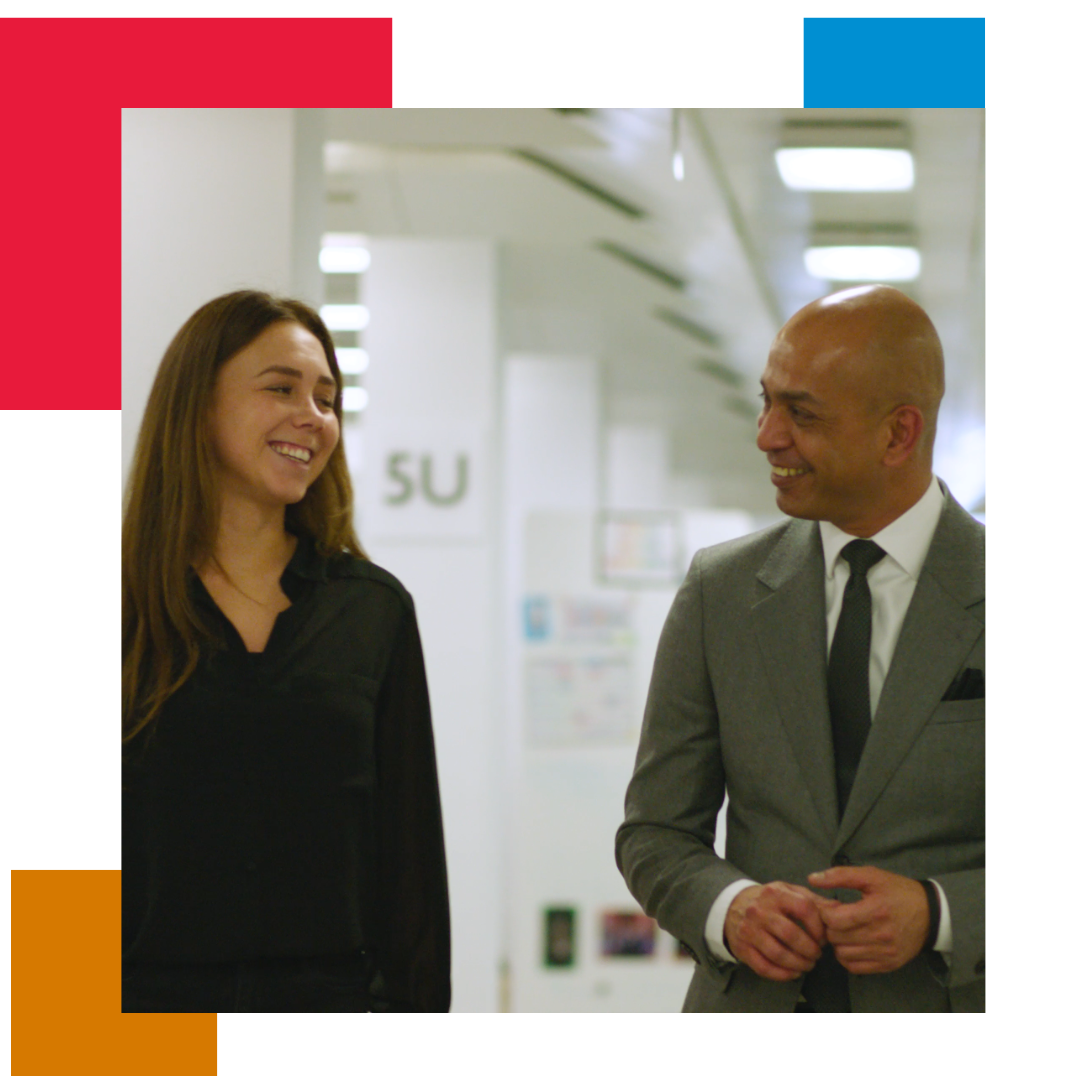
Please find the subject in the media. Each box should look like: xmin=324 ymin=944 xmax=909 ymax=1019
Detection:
xmin=600 ymin=910 xmax=657 ymax=958
xmin=522 ymin=593 xmax=635 ymax=646
xmin=597 ymin=511 xmax=682 ymax=586
xmin=524 ymin=655 xmax=635 ymax=746
xmin=559 ymin=594 xmax=635 ymax=643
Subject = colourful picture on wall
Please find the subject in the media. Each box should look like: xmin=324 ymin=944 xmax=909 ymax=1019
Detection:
xmin=543 ymin=906 xmax=576 ymax=968
xmin=597 ymin=511 xmax=682 ymax=586
xmin=600 ymin=909 xmax=657 ymax=957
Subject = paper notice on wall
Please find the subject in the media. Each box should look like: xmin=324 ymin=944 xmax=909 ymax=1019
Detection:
xmin=525 ymin=655 xmax=634 ymax=746
xmin=559 ymin=595 xmax=634 ymax=644
xmin=598 ymin=511 xmax=682 ymax=585
xmin=522 ymin=593 xmax=635 ymax=646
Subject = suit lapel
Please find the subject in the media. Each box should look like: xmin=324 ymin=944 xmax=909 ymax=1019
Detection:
xmin=751 ymin=520 xmax=840 ymax=841
xmin=836 ymin=493 xmax=985 ymax=848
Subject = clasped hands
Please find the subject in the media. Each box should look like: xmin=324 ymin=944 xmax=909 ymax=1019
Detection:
xmin=723 ymin=866 xmax=930 ymax=981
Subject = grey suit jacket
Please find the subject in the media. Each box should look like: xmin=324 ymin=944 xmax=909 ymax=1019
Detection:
xmin=616 ymin=489 xmax=984 ymax=1012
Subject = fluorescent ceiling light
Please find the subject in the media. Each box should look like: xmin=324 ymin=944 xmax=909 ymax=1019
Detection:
xmin=804 ymin=246 xmax=921 ymax=282
xmin=320 ymin=304 xmax=369 ymax=331
xmin=322 ymin=232 xmax=366 ymax=247
xmin=342 ymin=386 xmax=369 ymax=413
xmin=335 ymin=347 xmax=369 ymax=375
xmin=319 ymin=246 xmax=371 ymax=274
xmin=776 ymin=148 xmax=914 ymax=191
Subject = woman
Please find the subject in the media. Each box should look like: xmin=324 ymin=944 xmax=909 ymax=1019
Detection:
xmin=122 ymin=290 xmax=450 ymax=1012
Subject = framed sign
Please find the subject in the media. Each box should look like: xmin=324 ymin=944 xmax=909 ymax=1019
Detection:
xmin=542 ymin=906 xmax=577 ymax=969
xmin=596 ymin=511 xmax=682 ymax=586
xmin=600 ymin=910 xmax=657 ymax=958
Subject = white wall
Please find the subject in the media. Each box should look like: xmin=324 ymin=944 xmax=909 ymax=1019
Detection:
xmin=514 ymin=509 xmax=690 ymax=1011
xmin=501 ymin=357 xmax=684 ymax=1010
xmin=121 ymin=108 xmax=296 ymax=479
xmin=500 ymin=361 xmax=767 ymax=1010
xmin=359 ymin=240 xmax=501 ymax=1012
xmin=606 ymin=424 xmax=669 ymax=509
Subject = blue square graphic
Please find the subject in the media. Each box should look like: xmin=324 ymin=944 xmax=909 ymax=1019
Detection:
xmin=804 ymin=18 xmax=984 ymax=107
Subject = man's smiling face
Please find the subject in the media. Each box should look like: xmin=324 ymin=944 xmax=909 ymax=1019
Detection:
xmin=756 ymin=324 xmax=890 ymax=535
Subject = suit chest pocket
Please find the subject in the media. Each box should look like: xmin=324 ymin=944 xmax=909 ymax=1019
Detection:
xmin=891 ymin=702 xmax=984 ymax=828
xmin=928 ymin=698 xmax=984 ymax=725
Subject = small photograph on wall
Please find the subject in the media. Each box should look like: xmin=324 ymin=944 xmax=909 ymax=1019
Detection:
xmin=600 ymin=909 xmax=657 ymax=958
xmin=543 ymin=906 xmax=577 ymax=968
xmin=523 ymin=595 xmax=553 ymax=642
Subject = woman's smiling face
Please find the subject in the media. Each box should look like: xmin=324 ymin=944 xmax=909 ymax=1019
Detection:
xmin=208 ymin=320 xmax=341 ymax=512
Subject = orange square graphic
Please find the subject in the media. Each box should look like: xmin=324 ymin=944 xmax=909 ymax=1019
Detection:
xmin=10 ymin=870 xmax=217 ymax=1077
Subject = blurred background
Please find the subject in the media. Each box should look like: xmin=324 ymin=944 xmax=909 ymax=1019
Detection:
xmin=122 ymin=107 xmax=984 ymax=1011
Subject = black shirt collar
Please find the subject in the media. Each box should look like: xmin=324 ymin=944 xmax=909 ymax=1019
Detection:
xmin=284 ymin=532 xmax=331 ymax=584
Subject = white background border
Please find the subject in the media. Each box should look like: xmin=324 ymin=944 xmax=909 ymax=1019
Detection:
xmin=1 ymin=2 xmax=1066 ymax=1076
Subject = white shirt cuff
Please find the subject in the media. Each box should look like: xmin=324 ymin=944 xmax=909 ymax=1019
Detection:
xmin=704 ymin=879 xmax=758 ymax=963
xmin=929 ymin=878 xmax=953 ymax=954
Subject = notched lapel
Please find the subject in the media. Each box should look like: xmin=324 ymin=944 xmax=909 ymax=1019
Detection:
xmin=751 ymin=521 xmax=839 ymax=839
xmin=837 ymin=496 xmax=985 ymax=846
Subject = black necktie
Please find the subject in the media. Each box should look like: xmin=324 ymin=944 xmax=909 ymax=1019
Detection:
xmin=801 ymin=540 xmax=886 ymax=1013
xmin=828 ymin=539 xmax=886 ymax=817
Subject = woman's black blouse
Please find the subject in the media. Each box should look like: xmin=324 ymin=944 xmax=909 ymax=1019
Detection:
xmin=122 ymin=537 xmax=451 ymax=1012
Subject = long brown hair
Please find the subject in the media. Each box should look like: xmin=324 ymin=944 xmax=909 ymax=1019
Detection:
xmin=122 ymin=290 xmax=365 ymax=742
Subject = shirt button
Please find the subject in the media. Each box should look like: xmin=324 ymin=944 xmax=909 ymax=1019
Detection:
xmin=832 ymin=853 xmax=851 ymax=866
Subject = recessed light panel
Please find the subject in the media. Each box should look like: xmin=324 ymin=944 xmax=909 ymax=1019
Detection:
xmin=335 ymin=347 xmax=370 ymax=375
xmin=804 ymin=246 xmax=921 ymax=282
xmin=319 ymin=304 xmax=370 ymax=331
xmin=319 ymin=246 xmax=371 ymax=274
xmin=776 ymin=148 xmax=914 ymax=191
xmin=342 ymin=386 xmax=369 ymax=413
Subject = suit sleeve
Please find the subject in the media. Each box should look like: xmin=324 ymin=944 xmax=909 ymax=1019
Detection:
xmin=615 ymin=552 xmax=751 ymax=972
xmin=370 ymin=598 xmax=451 ymax=1011
xmin=934 ymin=866 xmax=984 ymax=1003
xmin=928 ymin=602 xmax=985 ymax=1003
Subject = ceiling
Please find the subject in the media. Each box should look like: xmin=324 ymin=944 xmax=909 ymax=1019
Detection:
xmin=320 ymin=108 xmax=985 ymax=515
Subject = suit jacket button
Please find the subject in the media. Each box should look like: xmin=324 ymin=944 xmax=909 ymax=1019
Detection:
xmin=832 ymin=853 xmax=851 ymax=866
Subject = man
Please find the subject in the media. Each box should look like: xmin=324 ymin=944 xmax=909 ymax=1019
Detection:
xmin=616 ymin=285 xmax=984 ymax=1012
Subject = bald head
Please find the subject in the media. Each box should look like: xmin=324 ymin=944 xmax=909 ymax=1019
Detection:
xmin=757 ymin=285 xmax=946 ymax=535
xmin=777 ymin=285 xmax=945 ymax=458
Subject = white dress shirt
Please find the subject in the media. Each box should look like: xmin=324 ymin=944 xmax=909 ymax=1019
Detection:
xmin=705 ymin=478 xmax=953 ymax=963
